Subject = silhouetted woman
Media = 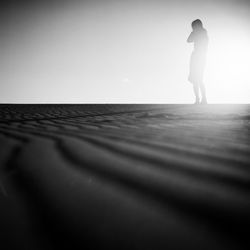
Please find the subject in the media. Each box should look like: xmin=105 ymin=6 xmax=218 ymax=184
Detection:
xmin=187 ymin=19 xmax=208 ymax=104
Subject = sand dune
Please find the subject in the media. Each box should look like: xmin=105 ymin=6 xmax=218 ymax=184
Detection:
xmin=0 ymin=104 xmax=249 ymax=250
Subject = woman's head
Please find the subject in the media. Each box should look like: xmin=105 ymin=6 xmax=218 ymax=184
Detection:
xmin=192 ymin=19 xmax=203 ymax=30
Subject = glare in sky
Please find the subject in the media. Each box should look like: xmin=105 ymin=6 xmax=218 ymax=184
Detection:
xmin=206 ymin=33 xmax=250 ymax=103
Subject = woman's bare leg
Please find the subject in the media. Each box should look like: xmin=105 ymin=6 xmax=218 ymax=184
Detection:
xmin=200 ymin=82 xmax=207 ymax=104
xmin=193 ymin=83 xmax=199 ymax=103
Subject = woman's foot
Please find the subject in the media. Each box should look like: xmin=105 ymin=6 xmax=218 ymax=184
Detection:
xmin=194 ymin=99 xmax=200 ymax=104
xmin=201 ymin=98 xmax=207 ymax=104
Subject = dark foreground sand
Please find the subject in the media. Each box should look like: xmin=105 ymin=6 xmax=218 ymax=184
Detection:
xmin=0 ymin=104 xmax=249 ymax=250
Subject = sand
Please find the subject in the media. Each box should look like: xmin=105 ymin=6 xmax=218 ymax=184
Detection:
xmin=0 ymin=104 xmax=249 ymax=250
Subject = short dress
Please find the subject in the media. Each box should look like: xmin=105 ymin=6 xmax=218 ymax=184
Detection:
xmin=188 ymin=29 xmax=208 ymax=84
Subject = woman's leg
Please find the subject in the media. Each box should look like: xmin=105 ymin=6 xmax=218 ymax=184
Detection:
xmin=199 ymin=82 xmax=207 ymax=104
xmin=193 ymin=83 xmax=199 ymax=103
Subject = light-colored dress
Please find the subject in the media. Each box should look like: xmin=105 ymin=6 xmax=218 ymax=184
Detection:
xmin=188 ymin=28 xmax=208 ymax=84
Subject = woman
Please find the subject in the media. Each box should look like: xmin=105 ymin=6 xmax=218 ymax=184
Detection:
xmin=187 ymin=19 xmax=208 ymax=104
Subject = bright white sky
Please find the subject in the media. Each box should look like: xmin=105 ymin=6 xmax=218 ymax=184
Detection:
xmin=1 ymin=0 xmax=250 ymax=103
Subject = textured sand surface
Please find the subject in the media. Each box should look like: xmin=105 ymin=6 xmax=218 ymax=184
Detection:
xmin=0 ymin=104 xmax=250 ymax=250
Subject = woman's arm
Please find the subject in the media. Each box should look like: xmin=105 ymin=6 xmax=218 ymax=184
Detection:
xmin=187 ymin=32 xmax=195 ymax=43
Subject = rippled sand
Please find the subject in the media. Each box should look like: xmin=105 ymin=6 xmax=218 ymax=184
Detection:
xmin=0 ymin=104 xmax=249 ymax=250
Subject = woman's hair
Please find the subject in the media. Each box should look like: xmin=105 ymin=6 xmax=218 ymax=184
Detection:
xmin=192 ymin=19 xmax=203 ymax=30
